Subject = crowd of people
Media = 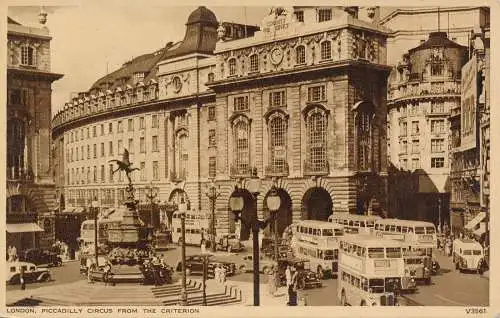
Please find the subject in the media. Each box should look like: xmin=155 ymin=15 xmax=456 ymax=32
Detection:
xmin=140 ymin=253 xmax=173 ymax=286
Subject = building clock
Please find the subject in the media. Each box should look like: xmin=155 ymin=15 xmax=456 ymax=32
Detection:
xmin=270 ymin=47 xmax=284 ymax=65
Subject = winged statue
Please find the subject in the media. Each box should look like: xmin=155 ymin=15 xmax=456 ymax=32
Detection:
xmin=109 ymin=148 xmax=140 ymax=185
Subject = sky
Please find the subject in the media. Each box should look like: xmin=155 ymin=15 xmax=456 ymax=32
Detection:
xmin=7 ymin=4 xmax=270 ymax=115
xmin=6 ymin=3 xmax=401 ymax=116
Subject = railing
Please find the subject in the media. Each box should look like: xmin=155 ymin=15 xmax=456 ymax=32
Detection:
xmin=7 ymin=212 xmax=38 ymax=223
xmin=6 ymin=167 xmax=34 ymax=182
xmin=389 ymin=80 xmax=461 ymax=101
xmin=264 ymin=162 xmax=289 ymax=177
xmin=303 ymin=160 xmax=329 ymax=176
xmin=230 ymin=165 xmax=253 ymax=178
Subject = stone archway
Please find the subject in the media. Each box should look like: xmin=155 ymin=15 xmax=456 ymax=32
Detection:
xmin=301 ymin=187 xmax=333 ymax=221
xmin=263 ymin=188 xmax=293 ymax=237
xmin=168 ymin=189 xmax=190 ymax=209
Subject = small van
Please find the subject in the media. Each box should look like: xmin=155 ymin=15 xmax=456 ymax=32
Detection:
xmin=452 ymin=239 xmax=485 ymax=274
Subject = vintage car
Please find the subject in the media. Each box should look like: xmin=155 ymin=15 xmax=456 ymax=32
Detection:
xmin=18 ymin=248 xmax=62 ymax=267
xmin=276 ymin=258 xmax=322 ymax=289
xmin=6 ymin=261 xmax=52 ymax=285
xmin=404 ymin=253 xmax=432 ymax=285
xmin=453 ymin=238 xmax=486 ymax=274
xmin=176 ymin=254 xmax=236 ymax=278
xmin=236 ymin=254 xmax=277 ymax=274
xmin=215 ymin=234 xmax=244 ymax=253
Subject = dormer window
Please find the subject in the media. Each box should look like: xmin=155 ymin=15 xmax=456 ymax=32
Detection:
xmin=318 ymin=8 xmax=332 ymax=22
xmin=228 ymin=58 xmax=237 ymax=76
xmin=21 ymin=45 xmax=36 ymax=66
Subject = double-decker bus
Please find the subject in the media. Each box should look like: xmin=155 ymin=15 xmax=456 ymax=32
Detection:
xmin=294 ymin=239 xmax=338 ymax=279
xmin=328 ymin=214 xmax=382 ymax=235
xmin=291 ymin=220 xmax=344 ymax=246
xmin=171 ymin=210 xmax=211 ymax=246
xmin=79 ymin=218 xmax=122 ymax=247
xmin=337 ymin=235 xmax=406 ymax=306
xmin=373 ymin=219 xmax=437 ymax=257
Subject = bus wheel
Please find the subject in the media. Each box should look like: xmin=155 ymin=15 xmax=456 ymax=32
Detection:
xmin=341 ymin=290 xmax=347 ymax=306
xmin=239 ymin=265 xmax=247 ymax=273
xmin=360 ymin=300 xmax=367 ymax=306
xmin=317 ymin=266 xmax=324 ymax=279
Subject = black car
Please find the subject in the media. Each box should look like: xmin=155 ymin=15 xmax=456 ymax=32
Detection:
xmin=19 ymin=248 xmax=62 ymax=267
xmin=276 ymin=258 xmax=322 ymax=289
xmin=176 ymin=254 xmax=236 ymax=278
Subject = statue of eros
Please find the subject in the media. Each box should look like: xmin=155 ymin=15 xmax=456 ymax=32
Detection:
xmin=109 ymin=148 xmax=140 ymax=185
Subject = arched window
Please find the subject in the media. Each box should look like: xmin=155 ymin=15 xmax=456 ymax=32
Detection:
xmin=177 ymin=133 xmax=188 ymax=180
xmin=228 ymin=58 xmax=237 ymax=76
xmin=296 ymin=45 xmax=306 ymax=64
xmin=306 ymin=108 xmax=328 ymax=173
xmin=320 ymin=41 xmax=331 ymax=60
xmin=269 ymin=114 xmax=288 ymax=173
xmin=249 ymin=54 xmax=259 ymax=73
xmin=233 ymin=120 xmax=250 ymax=174
xmin=354 ymin=102 xmax=374 ymax=171
xmin=21 ymin=45 xmax=36 ymax=66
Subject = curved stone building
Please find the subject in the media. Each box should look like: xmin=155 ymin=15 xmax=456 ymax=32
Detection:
xmin=386 ymin=32 xmax=468 ymax=224
xmin=52 ymin=6 xmax=392 ymax=240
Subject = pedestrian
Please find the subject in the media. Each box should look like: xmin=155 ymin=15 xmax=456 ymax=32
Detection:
xmin=220 ymin=265 xmax=227 ymax=284
xmin=285 ymin=265 xmax=292 ymax=288
xmin=103 ymin=260 xmax=112 ymax=286
xmin=11 ymin=245 xmax=17 ymax=262
xmin=201 ymin=239 xmax=206 ymax=254
xmin=287 ymin=266 xmax=298 ymax=306
xmin=267 ymin=266 xmax=276 ymax=296
xmin=87 ymin=257 xmax=95 ymax=283
xmin=214 ymin=264 xmax=220 ymax=283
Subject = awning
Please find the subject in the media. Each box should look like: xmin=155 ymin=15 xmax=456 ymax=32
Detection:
xmin=473 ymin=227 xmax=486 ymax=237
xmin=61 ymin=208 xmax=75 ymax=213
xmin=465 ymin=212 xmax=486 ymax=230
xmin=6 ymin=223 xmax=44 ymax=233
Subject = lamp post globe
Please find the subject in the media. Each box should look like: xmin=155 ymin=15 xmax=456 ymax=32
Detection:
xmin=266 ymin=187 xmax=282 ymax=262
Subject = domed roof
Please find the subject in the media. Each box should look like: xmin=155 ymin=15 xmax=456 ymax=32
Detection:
xmin=187 ymin=6 xmax=217 ymax=25
xmin=409 ymin=32 xmax=466 ymax=53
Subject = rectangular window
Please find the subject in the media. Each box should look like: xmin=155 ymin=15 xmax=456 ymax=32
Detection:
xmin=307 ymin=85 xmax=326 ymax=102
xmin=100 ymin=142 xmax=105 ymax=157
xmin=100 ymin=165 xmax=105 ymax=183
xmin=100 ymin=124 xmax=104 ymax=136
xmin=87 ymin=145 xmax=90 ymax=159
xmin=209 ymin=129 xmax=216 ymax=147
xmin=81 ymin=146 xmax=84 ymax=160
xmin=118 ymin=140 xmax=123 ymax=155
xmin=139 ymin=117 xmax=145 ymax=129
xmin=412 ymin=158 xmax=420 ymax=169
xmin=109 ymin=141 xmax=113 ymax=156
xmin=152 ymin=136 xmax=158 ymax=152
xmin=431 ymin=101 xmax=444 ymax=113
xmin=208 ymin=105 xmax=216 ymax=121
xmin=400 ymin=122 xmax=407 ymax=136
xmin=118 ymin=120 xmax=123 ymax=133
xmin=109 ymin=164 xmax=114 ymax=183
xmin=318 ymin=8 xmax=332 ymax=22
xmin=108 ymin=122 xmax=113 ymax=133
xmin=431 ymin=139 xmax=445 ymax=152
xmin=128 ymin=138 xmax=134 ymax=153
xmin=93 ymin=126 xmax=97 ymax=137
xmin=87 ymin=167 xmax=91 ymax=184
xmin=234 ymin=96 xmax=249 ymax=112
xmin=152 ymin=114 xmax=159 ymax=128
xmin=93 ymin=166 xmax=97 ymax=183
xmin=294 ymin=11 xmax=304 ymax=22
xmin=401 ymin=140 xmax=407 ymax=153
xmin=152 ymin=161 xmax=159 ymax=180
xmin=140 ymin=137 xmax=146 ymax=153
xmin=431 ymin=157 xmax=445 ymax=168
xmin=209 ymin=156 xmax=216 ymax=178
xmin=412 ymin=140 xmax=419 ymax=153
xmin=140 ymin=162 xmax=146 ymax=181
xmin=399 ymin=158 xmax=408 ymax=170
xmin=431 ymin=120 xmax=445 ymax=134
xmin=269 ymin=91 xmax=286 ymax=107
xmin=76 ymin=148 xmax=79 ymax=161
xmin=93 ymin=144 xmax=97 ymax=158
xmin=411 ymin=121 xmax=419 ymax=135
xmin=249 ymin=54 xmax=259 ymax=73
xmin=128 ymin=118 xmax=134 ymax=131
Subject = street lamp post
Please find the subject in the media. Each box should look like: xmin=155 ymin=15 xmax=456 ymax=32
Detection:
xmin=438 ymin=197 xmax=442 ymax=233
xmin=228 ymin=173 xmax=281 ymax=306
xmin=178 ymin=198 xmax=188 ymax=306
xmin=91 ymin=198 xmax=99 ymax=267
xmin=205 ymin=179 xmax=220 ymax=253
xmin=145 ymin=182 xmax=158 ymax=229
xmin=268 ymin=187 xmax=281 ymax=262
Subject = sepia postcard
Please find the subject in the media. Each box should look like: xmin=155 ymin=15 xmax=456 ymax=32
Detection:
xmin=1 ymin=0 xmax=496 ymax=317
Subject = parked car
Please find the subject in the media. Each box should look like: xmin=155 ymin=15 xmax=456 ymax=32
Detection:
xmin=6 ymin=261 xmax=52 ymax=285
xmin=176 ymin=254 xmax=236 ymax=277
xmin=236 ymin=254 xmax=277 ymax=274
xmin=276 ymin=258 xmax=322 ymax=289
xmin=18 ymin=248 xmax=62 ymax=267
xmin=216 ymin=234 xmax=244 ymax=253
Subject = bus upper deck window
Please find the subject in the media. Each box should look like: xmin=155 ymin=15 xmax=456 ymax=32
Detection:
xmin=385 ymin=225 xmax=390 ymax=231
xmin=426 ymin=227 xmax=435 ymax=234
xmin=353 ymin=221 xmax=360 ymax=227
xmin=407 ymin=227 xmax=414 ymax=233
xmin=348 ymin=221 xmax=354 ymax=226
xmin=323 ymin=229 xmax=333 ymax=236
xmin=401 ymin=227 xmax=407 ymax=233
xmin=390 ymin=225 xmax=396 ymax=232
xmin=396 ymin=226 xmax=402 ymax=232
xmin=415 ymin=227 xmax=425 ymax=234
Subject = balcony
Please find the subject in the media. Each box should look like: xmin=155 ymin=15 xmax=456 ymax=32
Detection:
xmin=6 ymin=167 xmax=34 ymax=182
xmin=7 ymin=212 xmax=37 ymax=224
xmin=303 ymin=160 xmax=329 ymax=176
xmin=265 ymin=163 xmax=289 ymax=177
xmin=230 ymin=165 xmax=253 ymax=178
